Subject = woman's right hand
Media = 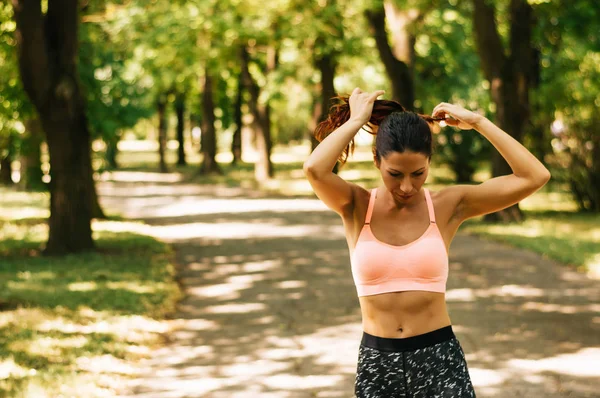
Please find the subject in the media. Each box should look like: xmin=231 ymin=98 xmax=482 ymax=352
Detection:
xmin=348 ymin=87 xmax=385 ymax=125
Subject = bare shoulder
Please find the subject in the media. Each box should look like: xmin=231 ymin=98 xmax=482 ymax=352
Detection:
xmin=427 ymin=185 xmax=472 ymax=249
xmin=427 ymin=185 xmax=466 ymax=224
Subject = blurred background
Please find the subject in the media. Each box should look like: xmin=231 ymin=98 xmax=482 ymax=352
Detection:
xmin=1 ymin=0 xmax=599 ymax=397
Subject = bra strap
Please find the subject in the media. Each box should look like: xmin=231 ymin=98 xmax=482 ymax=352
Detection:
xmin=424 ymin=188 xmax=436 ymax=224
xmin=364 ymin=188 xmax=377 ymax=225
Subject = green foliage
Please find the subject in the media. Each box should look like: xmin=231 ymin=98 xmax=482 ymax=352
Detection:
xmin=0 ymin=4 xmax=34 ymax=138
xmin=533 ymin=0 xmax=600 ymax=211
xmin=79 ymin=19 xmax=154 ymax=142
xmin=414 ymin=3 xmax=492 ymax=182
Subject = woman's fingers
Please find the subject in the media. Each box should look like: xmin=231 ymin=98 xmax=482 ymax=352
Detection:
xmin=432 ymin=103 xmax=449 ymax=118
xmin=351 ymin=88 xmax=384 ymax=101
xmin=369 ymin=90 xmax=385 ymax=101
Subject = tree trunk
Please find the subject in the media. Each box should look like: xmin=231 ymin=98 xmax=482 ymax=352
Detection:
xmin=200 ymin=67 xmax=222 ymax=174
xmin=0 ymin=133 xmax=14 ymax=185
xmin=472 ymin=0 xmax=535 ymax=222
xmin=105 ymin=134 xmax=119 ymax=170
xmin=20 ymin=117 xmax=44 ymax=189
xmin=231 ymin=73 xmax=243 ymax=165
xmin=240 ymin=46 xmax=274 ymax=181
xmin=590 ymin=128 xmax=600 ymax=212
xmin=309 ymin=95 xmax=321 ymax=153
xmin=12 ymin=0 xmax=95 ymax=254
xmin=89 ymin=167 xmax=106 ymax=219
xmin=312 ymin=46 xmax=340 ymax=174
xmin=157 ymin=95 xmax=168 ymax=173
xmin=175 ymin=92 xmax=187 ymax=166
xmin=365 ymin=3 xmax=416 ymax=109
xmin=454 ymin=160 xmax=476 ymax=184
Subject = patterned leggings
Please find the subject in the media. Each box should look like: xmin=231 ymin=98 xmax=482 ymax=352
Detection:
xmin=355 ymin=325 xmax=476 ymax=398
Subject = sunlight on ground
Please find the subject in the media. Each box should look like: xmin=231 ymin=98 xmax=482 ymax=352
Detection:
xmin=476 ymin=221 xmax=600 ymax=240
xmin=67 ymin=281 xmax=163 ymax=294
xmin=469 ymin=348 xmax=600 ymax=396
xmin=262 ymin=374 xmax=346 ymax=390
xmin=585 ymin=253 xmax=600 ymax=279
xmin=520 ymin=302 xmax=600 ymax=314
xmin=10 ymin=335 xmax=88 ymax=357
xmin=149 ymin=197 xmax=329 ymax=217
xmin=2 ymin=308 xmax=169 ymax=340
xmin=520 ymin=191 xmax=579 ymax=212
xmin=77 ymin=355 xmax=140 ymax=376
xmin=0 ymin=190 xmax=49 ymax=220
xmin=446 ymin=285 xmax=545 ymax=302
xmin=150 ymin=221 xmax=344 ymax=242
xmin=0 ymin=358 xmax=35 ymax=379
xmin=508 ymin=348 xmax=600 ymax=377
xmin=99 ymin=170 xmax=184 ymax=183
xmin=128 ymin=322 xmax=363 ymax=397
xmin=0 ymin=206 xmax=49 ymax=220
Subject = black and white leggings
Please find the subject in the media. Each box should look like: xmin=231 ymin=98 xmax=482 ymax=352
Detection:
xmin=355 ymin=325 xmax=476 ymax=397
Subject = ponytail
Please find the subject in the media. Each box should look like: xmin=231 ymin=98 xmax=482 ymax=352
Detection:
xmin=314 ymin=95 xmax=438 ymax=165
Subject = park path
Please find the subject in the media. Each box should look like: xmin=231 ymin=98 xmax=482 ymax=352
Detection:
xmin=98 ymin=171 xmax=600 ymax=398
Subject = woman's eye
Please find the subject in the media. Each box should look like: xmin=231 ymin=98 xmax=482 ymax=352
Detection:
xmin=390 ymin=172 xmax=424 ymax=177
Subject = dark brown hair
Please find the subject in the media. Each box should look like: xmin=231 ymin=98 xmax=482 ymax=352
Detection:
xmin=314 ymin=95 xmax=440 ymax=165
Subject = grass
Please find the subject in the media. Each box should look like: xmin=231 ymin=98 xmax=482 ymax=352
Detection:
xmin=0 ymin=187 xmax=182 ymax=397
xmin=460 ymin=211 xmax=600 ymax=274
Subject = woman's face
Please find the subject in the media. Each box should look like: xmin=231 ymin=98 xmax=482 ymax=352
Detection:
xmin=375 ymin=150 xmax=430 ymax=201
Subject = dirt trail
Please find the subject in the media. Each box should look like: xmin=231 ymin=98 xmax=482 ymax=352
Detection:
xmin=99 ymin=173 xmax=600 ymax=398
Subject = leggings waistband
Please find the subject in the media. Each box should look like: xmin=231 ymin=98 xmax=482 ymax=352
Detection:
xmin=361 ymin=325 xmax=455 ymax=352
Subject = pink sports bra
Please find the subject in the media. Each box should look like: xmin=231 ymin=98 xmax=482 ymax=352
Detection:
xmin=350 ymin=188 xmax=449 ymax=297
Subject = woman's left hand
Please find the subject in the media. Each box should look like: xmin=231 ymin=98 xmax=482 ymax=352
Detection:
xmin=431 ymin=103 xmax=484 ymax=130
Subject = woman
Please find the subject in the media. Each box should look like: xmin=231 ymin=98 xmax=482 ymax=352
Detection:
xmin=303 ymin=88 xmax=551 ymax=397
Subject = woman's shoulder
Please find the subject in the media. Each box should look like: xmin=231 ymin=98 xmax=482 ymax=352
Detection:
xmin=427 ymin=185 xmax=465 ymax=220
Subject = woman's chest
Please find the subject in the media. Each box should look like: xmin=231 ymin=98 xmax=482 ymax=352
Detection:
xmin=345 ymin=189 xmax=462 ymax=254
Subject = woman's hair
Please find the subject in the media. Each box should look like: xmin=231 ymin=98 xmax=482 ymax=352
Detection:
xmin=314 ymin=95 xmax=438 ymax=165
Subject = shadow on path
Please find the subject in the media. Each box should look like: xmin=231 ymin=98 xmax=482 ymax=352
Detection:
xmin=99 ymin=173 xmax=600 ymax=398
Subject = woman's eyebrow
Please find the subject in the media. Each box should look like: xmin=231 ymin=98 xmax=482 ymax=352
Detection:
xmin=389 ymin=167 xmax=426 ymax=173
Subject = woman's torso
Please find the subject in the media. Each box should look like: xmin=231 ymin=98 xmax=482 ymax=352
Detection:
xmin=343 ymin=185 xmax=464 ymax=338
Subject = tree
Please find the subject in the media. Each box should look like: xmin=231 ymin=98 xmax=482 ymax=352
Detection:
xmin=471 ymin=0 xmax=536 ymax=222
xmin=364 ymin=0 xmax=429 ymax=108
xmin=78 ymin=7 xmax=154 ymax=172
xmin=230 ymin=73 xmax=243 ymax=165
xmin=413 ymin=3 xmax=492 ymax=183
xmin=200 ymin=67 xmax=221 ymax=174
xmin=11 ymin=0 xmax=96 ymax=254
xmin=0 ymin=130 xmax=15 ymax=184
xmin=156 ymin=93 xmax=169 ymax=173
xmin=175 ymin=91 xmax=187 ymax=166
xmin=240 ymin=45 xmax=275 ymax=180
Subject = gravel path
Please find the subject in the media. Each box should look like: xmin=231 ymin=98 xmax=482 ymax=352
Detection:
xmin=99 ymin=173 xmax=600 ymax=398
